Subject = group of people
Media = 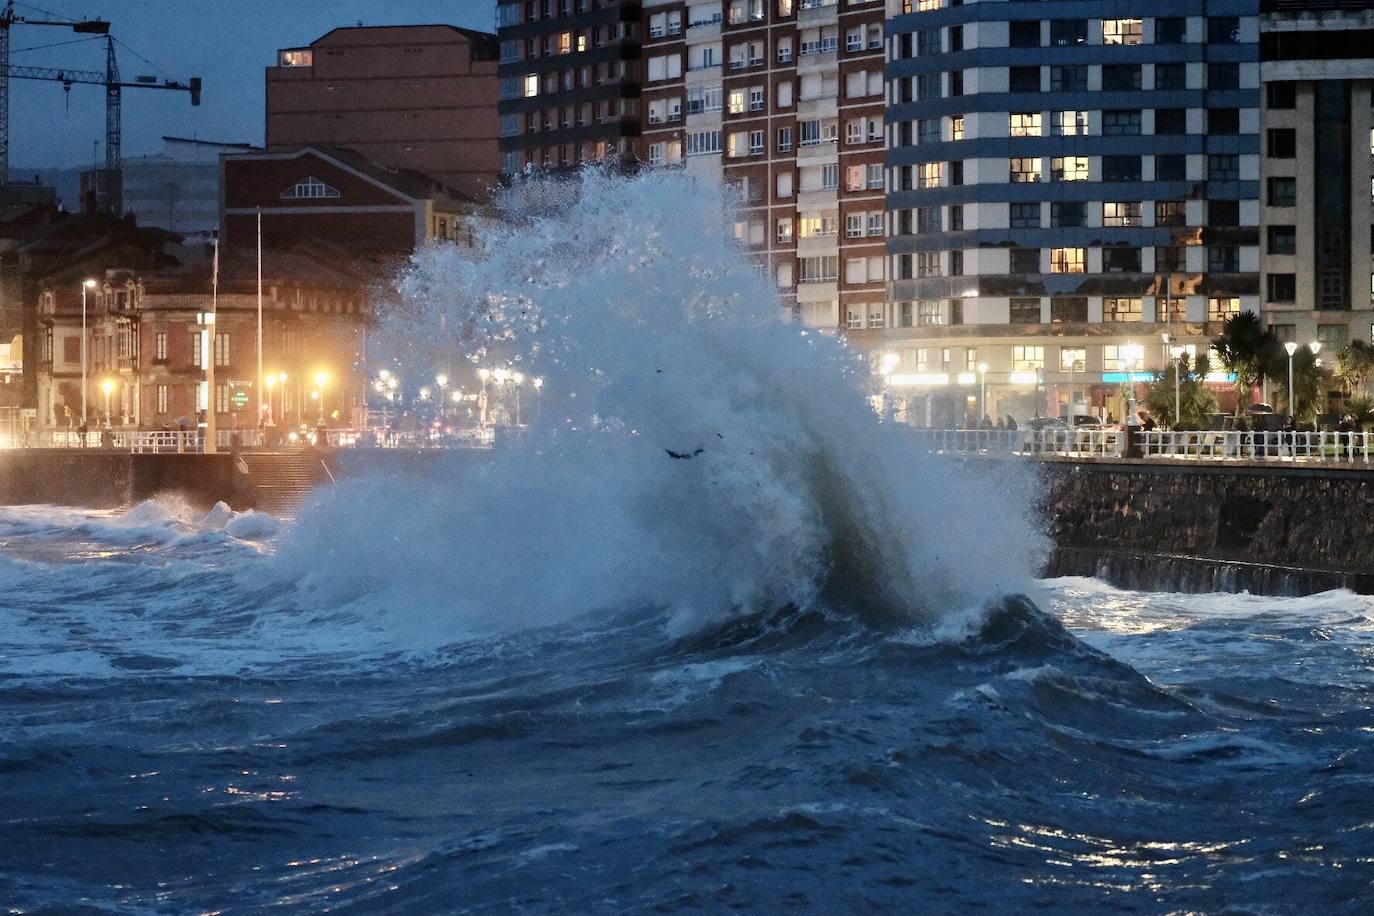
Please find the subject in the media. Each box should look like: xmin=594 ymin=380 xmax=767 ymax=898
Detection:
xmin=957 ymin=414 xmax=1019 ymax=430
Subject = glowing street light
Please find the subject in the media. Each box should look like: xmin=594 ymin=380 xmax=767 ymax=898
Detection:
xmin=80 ymin=278 xmax=97 ymax=424
xmin=512 ymin=372 xmax=524 ymax=425
xmin=1285 ymin=341 xmax=1298 ymax=419
xmin=533 ymin=376 xmax=544 ymax=422
xmin=100 ymin=377 xmax=114 ymax=426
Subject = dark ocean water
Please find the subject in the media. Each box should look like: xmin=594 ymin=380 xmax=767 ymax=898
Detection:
xmin=0 ymin=504 xmax=1371 ymax=914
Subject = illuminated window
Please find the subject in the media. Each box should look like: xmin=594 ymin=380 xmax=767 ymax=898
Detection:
xmin=950 ymin=114 xmax=964 ymax=140
xmin=1009 ymin=157 xmax=1041 ymax=182
xmin=1104 ymin=298 xmax=1142 ymax=321
xmin=524 ymin=74 xmax=539 ymax=97
xmin=918 ymin=162 xmax=942 ymax=188
xmin=1060 ymin=348 xmax=1086 ymax=371
xmin=1051 ymin=156 xmax=1089 ymax=181
xmin=1102 ymin=19 xmax=1142 ymax=45
xmin=1050 ymin=247 xmax=1086 ymax=273
xmin=1103 ymin=201 xmax=1141 ymax=227
xmin=1009 ymin=112 xmax=1042 ymax=137
xmin=1013 ymin=346 xmax=1044 ymax=371
xmin=1208 ymin=297 xmax=1241 ymax=321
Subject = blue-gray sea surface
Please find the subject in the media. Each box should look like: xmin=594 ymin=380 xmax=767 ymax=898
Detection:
xmin=0 ymin=502 xmax=1370 ymax=914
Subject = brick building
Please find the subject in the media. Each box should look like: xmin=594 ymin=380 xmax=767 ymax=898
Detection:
xmin=220 ymin=145 xmax=475 ymax=253
xmin=267 ymin=25 xmax=501 ymax=200
xmin=35 ymin=243 xmax=373 ymax=431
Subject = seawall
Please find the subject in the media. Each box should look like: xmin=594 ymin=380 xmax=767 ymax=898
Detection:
xmin=0 ymin=450 xmax=246 ymax=510
xmin=1036 ymin=460 xmax=1374 ymax=595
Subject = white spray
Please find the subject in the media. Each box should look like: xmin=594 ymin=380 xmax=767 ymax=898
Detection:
xmin=275 ymin=170 xmax=1046 ymax=637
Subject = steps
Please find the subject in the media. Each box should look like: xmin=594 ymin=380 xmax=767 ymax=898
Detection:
xmin=241 ymin=451 xmax=335 ymax=517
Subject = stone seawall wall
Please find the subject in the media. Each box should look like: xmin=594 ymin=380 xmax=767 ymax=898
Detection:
xmin=1036 ymin=460 xmax=1374 ymax=591
xmin=0 ymin=451 xmax=245 ymax=510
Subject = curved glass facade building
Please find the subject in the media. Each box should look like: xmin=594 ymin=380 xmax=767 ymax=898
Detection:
xmin=872 ymin=0 xmax=1260 ymax=423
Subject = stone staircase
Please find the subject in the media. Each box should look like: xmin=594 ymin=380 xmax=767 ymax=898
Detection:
xmin=240 ymin=452 xmax=335 ymax=517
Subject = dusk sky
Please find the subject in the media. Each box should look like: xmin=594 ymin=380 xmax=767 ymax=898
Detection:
xmin=8 ymin=0 xmax=496 ymax=169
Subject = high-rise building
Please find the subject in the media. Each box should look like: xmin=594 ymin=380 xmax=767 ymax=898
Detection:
xmin=267 ymin=26 xmax=500 ymax=199
xmin=874 ymin=0 xmax=1261 ymax=425
xmin=496 ymin=1 xmax=646 ymax=174
xmin=1258 ymin=0 xmax=1374 ymax=352
xmin=497 ymin=0 xmax=887 ymax=328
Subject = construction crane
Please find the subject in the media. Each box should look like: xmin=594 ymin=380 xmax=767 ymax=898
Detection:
xmin=0 ymin=1 xmax=201 ymax=187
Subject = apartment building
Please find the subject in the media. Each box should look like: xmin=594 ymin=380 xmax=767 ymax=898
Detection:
xmin=1258 ymin=0 xmax=1374 ymax=351
xmin=497 ymin=0 xmax=887 ymax=328
xmin=870 ymin=0 xmax=1261 ymax=424
xmin=496 ymin=1 xmax=647 ymax=174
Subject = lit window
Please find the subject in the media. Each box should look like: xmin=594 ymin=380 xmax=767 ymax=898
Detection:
xmin=1050 ymin=247 xmax=1086 ymax=273
xmin=1102 ymin=19 xmax=1142 ymax=45
xmin=1009 ymin=157 xmax=1041 ymax=183
xmin=1009 ymin=112 xmax=1042 ymax=137
xmin=524 ymin=74 xmax=539 ymax=97
xmin=1051 ymin=156 xmax=1089 ymax=181
xmin=1013 ymin=346 xmax=1045 ymax=371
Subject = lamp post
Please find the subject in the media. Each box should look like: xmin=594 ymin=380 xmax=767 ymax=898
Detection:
xmin=100 ymin=378 xmax=114 ymax=426
xmin=436 ymin=373 xmax=448 ymax=421
xmin=1308 ymin=340 xmax=1322 ymax=421
xmin=478 ymin=367 xmax=490 ymax=427
xmin=1170 ymin=344 xmax=1186 ymax=428
xmin=277 ymin=372 xmax=288 ymax=424
xmin=493 ymin=368 xmax=509 ymax=425
xmin=1285 ymin=341 xmax=1298 ymax=420
xmin=1161 ymin=330 xmax=1171 ymax=371
xmin=80 ymin=278 xmax=97 ymax=424
xmin=265 ymin=374 xmax=276 ymax=424
xmin=977 ymin=362 xmax=988 ymax=419
xmin=533 ymin=377 xmax=543 ymax=423
xmin=513 ymin=372 xmax=524 ymax=426
xmin=314 ymin=370 xmax=328 ymax=423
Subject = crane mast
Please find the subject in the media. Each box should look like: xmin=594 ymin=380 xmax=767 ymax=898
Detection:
xmin=0 ymin=1 xmax=200 ymax=195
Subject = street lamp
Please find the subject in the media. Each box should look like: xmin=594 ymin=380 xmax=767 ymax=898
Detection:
xmin=1285 ymin=341 xmax=1298 ymax=419
xmin=436 ymin=373 xmax=449 ymax=420
xmin=478 ymin=367 xmax=490 ymax=427
xmin=512 ymin=372 xmax=524 ymax=426
xmin=277 ymin=372 xmax=288 ymax=423
xmin=100 ymin=378 xmax=114 ymax=426
xmin=314 ymin=370 xmax=328 ymax=423
xmin=80 ymin=278 xmax=97 ymax=424
xmin=533 ymin=376 xmax=544 ymax=422
xmin=1170 ymin=344 xmax=1186 ymax=429
xmin=265 ymin=374 xmax=276 ymax=424
xmin=977 ymin=362 xmax=988 ymax=419
xmin=1161 ymin=331 xmax=1171 ymax=369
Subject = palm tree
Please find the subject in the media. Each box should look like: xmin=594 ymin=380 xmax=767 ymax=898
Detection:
xmin=1333 ymin=340 xmax=1374 ymax=396
xmin=1266 ymin=345 xmax=1328 ymax=422
xmin=1211 ymin=311 xmax=1276 ymax=415
xmin=1145 ymin=353 xmax=1220 ymax=429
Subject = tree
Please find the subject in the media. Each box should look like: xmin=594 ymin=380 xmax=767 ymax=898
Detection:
xmin=1265 ymin=346 xmax=1328 ymax=422
xmin=1211 ymin=311 xmax=1277 ymax=415
xmin=1333 ymin=340 xmax=1374 ymax=396
xmin=1145 ymin=352 xmax=1220 ymax=429
xmin=1344 ymin=394 xmax=1374 ymax=430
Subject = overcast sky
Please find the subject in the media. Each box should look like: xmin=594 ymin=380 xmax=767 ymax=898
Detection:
xmin=9 ymin=0 xmax=497 ymax=169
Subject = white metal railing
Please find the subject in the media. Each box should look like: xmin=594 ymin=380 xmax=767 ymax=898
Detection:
xmin=1136 ymin=429 xmax=1374 ymax=464
xmin=916 ymin=428 xmax=1123 ymax=458
xmin=913 ymin=427 xmax=1374 ymax=465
